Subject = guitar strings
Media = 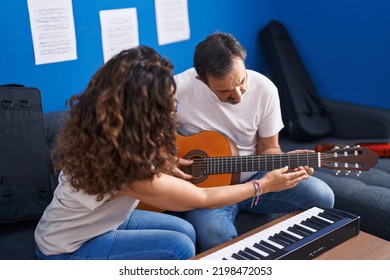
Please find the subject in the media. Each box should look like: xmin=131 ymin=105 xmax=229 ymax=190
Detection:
xmin=179 ymin=146 xmax=369 ymax=175
xmin=182 ymin=153 xmax=338 ymax=174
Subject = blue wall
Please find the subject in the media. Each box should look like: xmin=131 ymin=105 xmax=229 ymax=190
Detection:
xmin=1 ymin=0 xmax=389 ymax=112
xmin=278 ymin=0 xmax=390 ymax=110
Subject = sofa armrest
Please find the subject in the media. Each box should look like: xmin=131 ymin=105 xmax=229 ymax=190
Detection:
xmin=324 ymin=99 xmax=390 ymax=140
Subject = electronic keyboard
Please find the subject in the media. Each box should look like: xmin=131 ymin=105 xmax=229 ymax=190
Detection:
xmin=193 ymin=207 xmax=360 ymax=260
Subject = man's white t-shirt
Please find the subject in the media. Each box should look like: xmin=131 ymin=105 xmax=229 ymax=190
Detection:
xmin=174 ymin=68 xmax=284 ymax=182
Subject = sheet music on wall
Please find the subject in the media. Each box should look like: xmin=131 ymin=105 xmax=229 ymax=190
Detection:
xmin=155 ymin=0 xmax=190 ymax=45
xmin=99 ymin=8 xmax=139 ymax=63
xmin=27 ymin=0 xmax=77 ymax=65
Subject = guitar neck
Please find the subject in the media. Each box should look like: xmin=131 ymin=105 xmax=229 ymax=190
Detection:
xmin=198 ymin=153 xmax=320 ymax=174
xmin=178 ymin=131 xmax=378 ymax=181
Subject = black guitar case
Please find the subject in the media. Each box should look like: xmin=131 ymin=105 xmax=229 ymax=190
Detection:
xmin=0 ymin=85 xmax=53 ymax=223
xmin=260 ymin=20 xmax=333 ymax=141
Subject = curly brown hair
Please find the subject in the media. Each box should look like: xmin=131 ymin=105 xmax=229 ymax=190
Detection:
xmin=53 ymin=46 xmax=178 ymax=200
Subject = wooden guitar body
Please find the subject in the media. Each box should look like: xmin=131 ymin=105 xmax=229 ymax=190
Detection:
xmin=177 ymin=131 xmax=241 ymax=187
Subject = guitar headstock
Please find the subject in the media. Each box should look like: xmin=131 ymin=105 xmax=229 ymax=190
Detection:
xmin=321 ymin=145 xmax=379 ymax=175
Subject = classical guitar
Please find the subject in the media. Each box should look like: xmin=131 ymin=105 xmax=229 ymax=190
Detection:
xmin=136 ymin=130 xmax=378 ymax=211
xmin=176 ymin=131 xmax=379 ymax=187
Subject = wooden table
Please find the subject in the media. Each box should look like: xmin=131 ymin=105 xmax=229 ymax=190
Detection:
xmin=192 ymin=211 xmax=390 ymax=260
xmin=315 ymin=230 xmax=390 ymax=260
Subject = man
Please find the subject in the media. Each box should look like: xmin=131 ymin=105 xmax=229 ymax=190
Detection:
xmin=174 ymin=32 xmax=335 ymax=252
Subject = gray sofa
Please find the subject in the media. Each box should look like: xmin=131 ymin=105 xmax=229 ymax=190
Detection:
xmin=1 ymin=99 xmax=390 ymax=259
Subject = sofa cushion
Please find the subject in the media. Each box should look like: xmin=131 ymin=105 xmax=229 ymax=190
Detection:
xmin=0 ymin=219 xmax=38 ymax=259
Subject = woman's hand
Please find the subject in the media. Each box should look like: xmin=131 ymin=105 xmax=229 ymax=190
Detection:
xmin=167 ymin=158 xmax=193 ymax=180
xmin=260 ymin=166 xmax=309 ymax=193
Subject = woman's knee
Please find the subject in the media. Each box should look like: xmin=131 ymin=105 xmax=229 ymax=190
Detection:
xmin=161 ymin=231 xmax=196 ymax=259
xmin=176 ymin=218 xmax=197 ymax=244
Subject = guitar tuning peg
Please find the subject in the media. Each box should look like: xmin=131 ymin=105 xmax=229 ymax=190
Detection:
xmin=335 ymin=170 xmax=341 ymax=176
xmin=345 ymin=170 xmax=351 ymax=176
xmin=357 ymin=171 xmax=362 ymax=176
xmin=345 ymin=145 xmax=350 ymax=148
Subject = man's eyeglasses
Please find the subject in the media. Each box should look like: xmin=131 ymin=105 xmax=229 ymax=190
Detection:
xmin=171 ymin=98 xmax=179 ymax=115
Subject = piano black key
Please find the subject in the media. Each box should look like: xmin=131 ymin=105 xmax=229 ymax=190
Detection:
xmin=292 ymin=224 xmax=313 ymax=235
xmin=244 ymin=247 xmax=265 ymax=259
xmin=237 ymin=250 xmax=258 ymax=260
xmin=328 ymin=208 xmax=361 ymax=220
xmin=279 ymin=230 xmax=300 ymax=242
xmin=231 ymin=253 xmax=247 ymax=260
xmin=269 ymin=235 xmax=290 ymax=247
xmin=301 ymin=219 xmax=322 ymax=230
xmin=274 ymin=232 xmax=296 ymax=244
xmin=254 ymin=242 xmax=276 ymax=254
xmin=259 ymin=240 xmax=281 ymax=252
xmin=307 ymin=217 xmax=328 ymax=229
xmin=288 ymin=226 xmax=309 ymax=238
xmin=318 ymin=211 xmax=339 ymax=222
xmin=311 ymin=215 xmax=332 ymax=226
xmin=323 ymin=209 xmax=344 ymax=221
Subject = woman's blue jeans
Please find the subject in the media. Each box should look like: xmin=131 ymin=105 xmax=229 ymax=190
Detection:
xmin=35 ymin=210 xmax=196 ymax=260
xmin=181 ymin=172 xmax=335 ymax=253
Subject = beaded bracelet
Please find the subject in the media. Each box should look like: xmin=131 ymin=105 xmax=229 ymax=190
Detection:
xmin=249 ymin=180 xmax=262 ymax=208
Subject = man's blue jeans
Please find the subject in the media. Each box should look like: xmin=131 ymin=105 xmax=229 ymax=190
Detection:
xmin=36 ymin=210 xmax=196 ymax=260
xmin=182 ymin=172 xmax=335 ymax=252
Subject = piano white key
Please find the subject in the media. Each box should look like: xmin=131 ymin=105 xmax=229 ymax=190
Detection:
xmin=220 ymin=247 xmax=246 ymax=259
xmin=243 ymin=230 xmax=276 ymax=245
xmin=243 ymin=247 xmax=268 ymax=259
xmin=263 ymin=237 xmax=284 ymax=249
xmin=269 ymin=223 xmax=303 ymax=239
xmin=315 ymin=214 xmax=334 ymax=224
xmin=298 ymin=223 xmax=317 ymax=232
xmin=201 ymin=234 xmax=269 ymax=260
xmin=284 ymin=229 xmax=304 ymax=239
xmin=268 ymin=223 xmax=291 ymax=233
xmin=262 ymin=210 xmax=318 ymax=235
xmin=238 ymin=236 xmax=269 ymax=252
xmin=202 ymin=249 xmax=235 ymax=260
xmin=246 ymin=245 xmax=269 ymax=257
xmin=235 ymin=235 xmax=271 ymax=254
xmin=267 ymin=208 xmax=324 ymax=235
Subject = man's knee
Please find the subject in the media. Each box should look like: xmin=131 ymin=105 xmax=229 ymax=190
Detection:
xmin=195 ymin=222 xmax=237 ymax=252
xmin=302 ymin=177 xmax=335 ymax=208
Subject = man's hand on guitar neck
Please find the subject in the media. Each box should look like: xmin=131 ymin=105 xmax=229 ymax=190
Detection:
xmin=286 ymin=149 xmax=315 ymax=175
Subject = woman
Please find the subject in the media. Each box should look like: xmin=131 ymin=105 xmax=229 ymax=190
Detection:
xmin=34 ymin=46 xmax=310 ymax=260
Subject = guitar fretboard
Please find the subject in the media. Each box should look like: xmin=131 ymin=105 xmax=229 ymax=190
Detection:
xmin=179 ymin=146 xmax=376 ymax=178
xmin=191 ymin=153 xmax=321 ymax=176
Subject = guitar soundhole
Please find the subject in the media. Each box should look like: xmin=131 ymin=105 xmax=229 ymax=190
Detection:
xmin=182 ymin=149 xmax=209 ymax=184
